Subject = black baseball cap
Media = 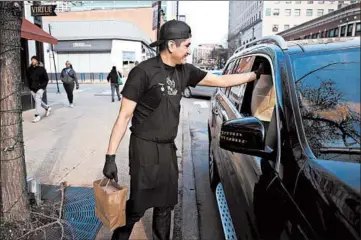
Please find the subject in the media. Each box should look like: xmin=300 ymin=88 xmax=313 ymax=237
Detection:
xmin=149 ymin=20 xmax=192 ymax=47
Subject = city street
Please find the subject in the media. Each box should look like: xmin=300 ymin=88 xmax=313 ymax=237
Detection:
xmin=22 ymin=84 xmax=224 ymax=240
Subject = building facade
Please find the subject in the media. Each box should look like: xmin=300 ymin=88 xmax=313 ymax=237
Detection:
xmin=193 ymin=44 xmax=223 ymax=65
xmin=42 ymin=1 xmax=153 ymax=12
xmin=228 ymin=0 xmax=358 ymax=56
xmin=42 ymin=20 xmax=155 ymax=80
xmin=278 ymin=2 xmax=361 ymax=40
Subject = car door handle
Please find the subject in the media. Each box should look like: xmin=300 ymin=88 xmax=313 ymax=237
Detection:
xmin=212 ymin=108 xmax=219 ymax=115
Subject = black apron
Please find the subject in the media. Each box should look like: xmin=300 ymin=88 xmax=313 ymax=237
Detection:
xmin=128 ymin=57 xmax=182 ymax=212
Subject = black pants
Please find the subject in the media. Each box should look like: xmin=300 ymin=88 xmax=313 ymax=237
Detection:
xmin=63 ymin=83 xmax=74 ymax=104
xmin=111 ymin=200 xmax=173 ymax=240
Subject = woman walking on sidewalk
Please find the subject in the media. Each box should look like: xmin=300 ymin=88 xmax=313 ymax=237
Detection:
xmin=60 ymin=60 xmax=79 ymax=108
xmin=107 ymin=66 xmax=123 ymax=102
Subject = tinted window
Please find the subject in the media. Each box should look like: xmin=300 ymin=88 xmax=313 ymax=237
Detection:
xmin=292 ymin=48 xmax=360 ymax=162
xmin=221 ymin=60 xmax=238 ymax=93
xmin=228 ymin=56 xmax=255 ymax=110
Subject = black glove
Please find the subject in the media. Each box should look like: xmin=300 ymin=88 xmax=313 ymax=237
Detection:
xmin=76 ymin=85 xmax=79 ymax=90
xmin=103 ymin=154 xmax=118 ymax=182
xmin=254 ymin=63 xmax=265 ymax=79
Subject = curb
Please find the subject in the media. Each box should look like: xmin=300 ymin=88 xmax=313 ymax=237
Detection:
xmin=179 ymin=103 xmax=199 ymax=240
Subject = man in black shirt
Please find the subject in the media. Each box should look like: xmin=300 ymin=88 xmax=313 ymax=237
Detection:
xmin=103 ymin=20 xmax=264 ymax=240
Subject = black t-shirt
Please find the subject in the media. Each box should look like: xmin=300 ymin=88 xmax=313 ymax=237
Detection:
xmin=121 ymin=56 xmax=207 ymax=126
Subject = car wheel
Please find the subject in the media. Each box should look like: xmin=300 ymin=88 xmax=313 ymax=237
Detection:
xmin=208 ymin=126 xmax=220 ymax=191
xmin=183 ymin=87 xmax=192 ymax=98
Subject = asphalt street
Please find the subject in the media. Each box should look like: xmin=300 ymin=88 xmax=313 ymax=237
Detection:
xmin=183 ymin=97 xmax=225 ymax=240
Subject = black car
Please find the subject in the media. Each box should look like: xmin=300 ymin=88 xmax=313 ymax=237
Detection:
xmin=208 ymin=36 xmax=360 ymax=240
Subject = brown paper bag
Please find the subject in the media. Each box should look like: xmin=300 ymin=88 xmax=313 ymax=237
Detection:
xmin=93 ymin=178 xmax=127 ymax=231
xmin=251 ymin=74 xmax=275 ymax=122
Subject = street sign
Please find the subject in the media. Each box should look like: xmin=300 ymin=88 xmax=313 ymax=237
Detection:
xmin=31 ymin=5 xmax=57 ymax=17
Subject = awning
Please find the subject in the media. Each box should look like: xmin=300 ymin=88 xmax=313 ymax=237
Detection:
xmin=21 ymin=19 xmax=58 ymax=45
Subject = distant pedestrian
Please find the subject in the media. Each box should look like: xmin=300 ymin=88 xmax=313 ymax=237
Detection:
xmin=107 ymin=66 xmax=122 ymax=102
xmin=27 ymin=56 xmax=52 ymax=123
xmin=60 ymin=61 xmax=79 ymax=108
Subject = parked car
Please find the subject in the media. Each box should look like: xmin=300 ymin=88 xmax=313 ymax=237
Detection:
xmin=183 ymin=70 xmax=223 ymax=98
xmin=208 ymin=36 xmax=360 ymax=240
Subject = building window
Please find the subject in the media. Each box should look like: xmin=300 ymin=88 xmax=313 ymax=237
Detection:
xmin=284 ymin=24 xmax=290 ymax=30
xmin=265 ymin=8 xmax=271 ymax=16
xmin=340 ymin=25 xmax=346 ymax=36
xmin=307 ymin=1 xmax=314 ymax=3
xmin=285 ymin=9 xmax=291 ymax=16
xmin=285 ymin=1 xmax=292 ymax=3
xmin=295 ymin=9 xmax=301 ymax=16
xmin=295 ymin=1 xmax=301 ymax=3
xmin=335 ymin=27 xmax=339 ymax=36
xmin=356 ymin=23 xmax=361 ymax=36
xmin=306 ymin=9 xmax=313 ymax=16
xmin=273 ymin=8 xmax=280 ymax=16
xmin=338 ymin=1 xmax=344 ymax=3
xmin=272 ymin=24 xmax=279 ymax=32
xmin=318 ymin=1 xmax=325 ymax=3
xmin=347 ymin=24 xmax=353 ymax=36
xmin=317 ymin=9 xmax=324 ymax=16
xmin=328 ymin=9 xmax=334 ymax=13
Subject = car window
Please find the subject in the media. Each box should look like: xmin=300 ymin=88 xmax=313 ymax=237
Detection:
xmin=291 ymin=48 xmax=360 ymax=162
xmin=220 ymin=59 xmax=238 ymax=94
xmin=228 ymin=56 xmax=256 ymax=110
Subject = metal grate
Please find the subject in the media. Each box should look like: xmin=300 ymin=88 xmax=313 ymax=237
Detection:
xmin=42 ymin=185 xmax=102 ymax=240
xmin=216 ymin=184 xmax=237 ymax=240
xmin=63 ymin=187 xmax=102 ymax=240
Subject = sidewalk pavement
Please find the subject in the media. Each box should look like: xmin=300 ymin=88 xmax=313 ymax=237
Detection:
xmin=22 ymin=87 xmax=183 ymax=240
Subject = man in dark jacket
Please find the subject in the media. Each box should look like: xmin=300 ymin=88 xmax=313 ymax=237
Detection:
xmin=27 ymin=56 xmax=51 ymax=123
xmin=107 ymin=66 xmax=122 ymax=102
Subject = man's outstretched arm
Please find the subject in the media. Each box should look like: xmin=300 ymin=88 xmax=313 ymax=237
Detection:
xmin=198 ymin=64 xmax=264 ymax=88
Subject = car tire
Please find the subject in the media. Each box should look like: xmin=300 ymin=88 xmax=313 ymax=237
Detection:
xmin=208 ymin=126 xmax=220 ymax=191
xmin=183 ymin=87 xmax=192 ymax=98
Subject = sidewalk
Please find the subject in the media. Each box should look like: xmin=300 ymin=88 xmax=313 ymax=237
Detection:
xmin=22 ymin=88 xmax=183 ymax=240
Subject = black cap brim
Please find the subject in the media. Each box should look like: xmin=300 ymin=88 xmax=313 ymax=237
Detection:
xmin=149 ymin=40 xmax=165 ymax=48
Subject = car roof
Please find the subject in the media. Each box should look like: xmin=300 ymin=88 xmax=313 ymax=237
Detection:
xmin=228 ymin=37 xmax=360 ymax=61
xmin=286 ymin=37 xmax=360 ymax=54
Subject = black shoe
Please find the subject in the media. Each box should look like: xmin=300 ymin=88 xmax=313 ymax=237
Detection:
xmin=112 ymin=99 xmax=115 ymax=102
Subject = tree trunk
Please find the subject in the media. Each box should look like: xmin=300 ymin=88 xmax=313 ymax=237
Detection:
xmin=0 ymin=1 xmax=29 ymax=221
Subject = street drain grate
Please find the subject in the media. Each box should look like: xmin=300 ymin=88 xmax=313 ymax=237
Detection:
xmin=63 ymin=187 xmax=102 ymax=240
xmin=41 ymin=185 xmax=102 ymax=240
xmin=216 ymin=184 xmax=237 ymax=240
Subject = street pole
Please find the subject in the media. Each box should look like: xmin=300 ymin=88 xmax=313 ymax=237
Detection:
xmin=48 ymin=24 xmax=60 ymax=94
xmin=156 ymin=1 xmax=162 ymax=54
xmin=176 ymin=1 xmax=179 ymax=20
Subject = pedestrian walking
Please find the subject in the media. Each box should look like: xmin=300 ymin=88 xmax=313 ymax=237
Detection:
xmin=27 ymin=56 xmax=52 ymax=123
xmin=60 ymin=60 xmax=79 ymax=108
xmin=102 ymin=20 xmax=265 ymax=240
xmin=107 ymin=66 xmax=122 ymax=102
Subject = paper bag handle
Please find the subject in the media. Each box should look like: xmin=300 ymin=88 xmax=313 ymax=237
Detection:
xmin=100 ymin=178 xmax=111 ymax=188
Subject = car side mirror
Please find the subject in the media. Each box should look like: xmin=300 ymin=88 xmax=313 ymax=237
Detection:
xmin=219 ymin=117 xmax=272 ymax=159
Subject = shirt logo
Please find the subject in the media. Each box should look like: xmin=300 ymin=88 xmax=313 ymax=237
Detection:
xmin=158 ymin=77 xmax=178 ymax=96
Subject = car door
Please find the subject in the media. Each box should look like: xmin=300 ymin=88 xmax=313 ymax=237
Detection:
xmin=214 ymin=55 xmax=266 ymax=240
xmin=209 ymin=58 xmax=238 ymax=146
